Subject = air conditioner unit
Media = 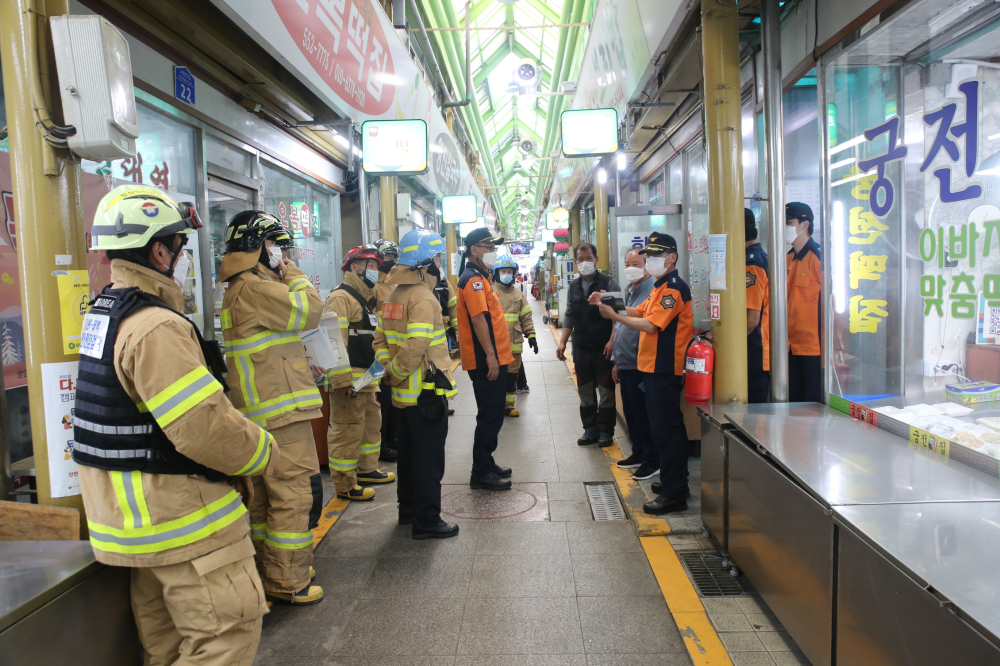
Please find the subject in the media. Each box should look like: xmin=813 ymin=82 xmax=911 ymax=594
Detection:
xmin=50 ymin=15 xmax=138 ymax=160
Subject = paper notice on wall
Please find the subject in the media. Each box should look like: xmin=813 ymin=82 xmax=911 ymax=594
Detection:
xmin=41 ymin=361 xmax=80 ymax=498
xmin=709 ymin=234 xmax=727 ymax=290
xmin=710 ymin=293 xmax=721 ymax=321
xmin=56 ymin=269 xmax=89 ymax=354
xmin=450 ymin=252 xmax=459 ymax=277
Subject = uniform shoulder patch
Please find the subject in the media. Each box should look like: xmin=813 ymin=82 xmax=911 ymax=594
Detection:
xmin=661 ymin=294 xmax=675 ymax=309
xmin=746 ymin=271 xmax=756 ymax=288
xmin=472 ymin=280 xmax=484 ymax=291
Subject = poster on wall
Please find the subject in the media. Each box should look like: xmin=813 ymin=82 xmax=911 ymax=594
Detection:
xmin=41 ymin=361 xmax=80 ymax=498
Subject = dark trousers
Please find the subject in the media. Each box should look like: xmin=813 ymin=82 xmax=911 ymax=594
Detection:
xmin=618 ymin=369 xmax=658 ymax=468
xmin=379 ymin=382 xmax=397 ymax=446
xmin=573 ymin=346 xmax=616 ymax=434
xmin=516 ymin=364 xmax=527 ymax=389
xmin=469 ymin=365 xmax=508 ymax=477
xmin=643 ymin=373 xmax=688 ymax=500
xmin=788 ymin=354 xmax=822 ymax=403
xmin=748 ymin=370 xmax=771 ymax=404
xmin=395 ymin=405 xmax=447 ymax=529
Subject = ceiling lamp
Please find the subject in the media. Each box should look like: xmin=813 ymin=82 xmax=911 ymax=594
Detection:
xmin=552 ymin=206 xmax=569 ymax=222
xmin=505 ymin=81 xmax=519 ymax=93
xmin=498 ymin=0 xmax=519 ymax=4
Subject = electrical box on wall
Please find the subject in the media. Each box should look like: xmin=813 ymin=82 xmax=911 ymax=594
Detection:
xmin=50 ymin=15 xmax=138 ymax=160
xmin=397 ymin=193 xmax=412 ymax=220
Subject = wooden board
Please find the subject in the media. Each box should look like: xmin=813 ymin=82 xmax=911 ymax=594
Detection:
xmin=0 ymin=500 xmax=80 ymax=541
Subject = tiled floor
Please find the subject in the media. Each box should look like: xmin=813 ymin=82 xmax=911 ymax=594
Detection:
xmin=253 ymin=295 xmax=810 ymax=666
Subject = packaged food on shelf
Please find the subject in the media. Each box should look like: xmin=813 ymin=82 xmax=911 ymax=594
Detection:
xmin=945 ymin=381 xmax=1000 ymax=404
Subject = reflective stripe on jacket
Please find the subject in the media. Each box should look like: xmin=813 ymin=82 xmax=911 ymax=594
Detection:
xmin=323 ymin=271 xmax=380 ymax=391
xmin=221 ymin=262 xmax=324 ymax=428
xmin=495 ymin=281 xmax=535 ymax=354
xmin=77 ymin=260 xmax=279 ymax=568
xmin=373 ymin=264 xmax=456 ymax=408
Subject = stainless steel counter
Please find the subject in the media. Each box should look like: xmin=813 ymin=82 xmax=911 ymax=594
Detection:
xmin=834 ymin=502 xmax=1000 ymax=664
xmin=697 ymin=401 xmax=832 ymax=427
xmin=724 ymin=412 xmax=1000 ymax=506
xmin=0 ymin=541 xmax=138 ymax=665
xmin=0 ymin=541 xmax=100 ymax=633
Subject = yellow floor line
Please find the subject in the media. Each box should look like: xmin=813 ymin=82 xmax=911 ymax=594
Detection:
xmin=451 ymin=358 xmax=461 ymax=372
xmin=642 ymin=536 xmax=734 ymax=666
xmin=311 ymin=495 xmax=350 ymax=548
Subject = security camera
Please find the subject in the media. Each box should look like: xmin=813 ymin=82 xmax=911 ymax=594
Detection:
xmin=513 ymin=58 xmax=540 ymax=89
xmin=519 ymin=139 xmax=534 ymax=155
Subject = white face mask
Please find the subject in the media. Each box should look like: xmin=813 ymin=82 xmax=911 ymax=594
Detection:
xmin=623 ymin=266 xmax=646 ymax=283
xmin=481 ymin=251 xmax=497 ymax=268
xmin=646 ymin=256 xmax=668 ymax=278
xmin=365 ymin=268 xmax=379 ymax=284
xmin=499 ymin=274 xmax=514 ymax=285
xmin=267 ymin=246 xmax=283 ymax=269
xmin=577 ymin=261 xmax=596 ymax=277
xmin=785 ymin=224 xmax=801 ymax=246
xmin=171 ymin=250 xmax=190 ymax=289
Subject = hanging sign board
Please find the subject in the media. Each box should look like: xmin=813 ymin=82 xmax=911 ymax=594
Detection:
xmin=361 ymin=119 xmax=428 ymax=174
xmin=442 ymin=195 xmax=478 ymax=224
xmin=709 ymin=234 xmax=727 ymax=290
xmin=561 ymin=108 xmax=619 ymax=157
xmin=42 ymin=361 xmax=81 ymax=498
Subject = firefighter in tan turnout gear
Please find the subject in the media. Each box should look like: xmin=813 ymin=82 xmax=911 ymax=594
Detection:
xmin=324 ymin=245 xmax=396 ymax=501
xmin=372 ymin=238 xmax=400 ymax=463
xmin=74 ymin=185 xmax=278 ymax=664
xmin=374 ymin=229 xmax=459 ymax=539
xmin=220 ymin=211 xmax=325 ymax=606
xmin=493 ymin=256 xmax=537 ymax=416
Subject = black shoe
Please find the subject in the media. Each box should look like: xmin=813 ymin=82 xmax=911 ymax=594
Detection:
xmin=643 ymin=495 xmax=688 ymax=515
xmin=598 ymin=432 xmax=614 ymax=447
xmin=412 ymin=521 xmax=459 ymax=540
xmin=448 ymin=408 xmax=455 ymax=416
xmin=616 ymin=453 xmax=642 ymax=469
xmin=516 ymin=384 xmax=530 ymax=393
xmin=470 ymin=472 xmax=512 ymax=491
xmin=650 ymin=482 xmax=691 ymax=499
xmin=495 ymin=466 xmax=513 ymax=478
xmin=379 ymin=447 xmax=398 ymax=463
xmin=577 ymin=427 xmax=599 ymax=446
xmin=632 ymin=465 xmax=658 ymax=480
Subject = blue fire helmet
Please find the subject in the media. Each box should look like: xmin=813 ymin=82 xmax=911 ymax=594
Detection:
xmin=398 ymin=229 xmax=445 ymax=267
xmin=493 ymin=256 xmax=518 ymax=274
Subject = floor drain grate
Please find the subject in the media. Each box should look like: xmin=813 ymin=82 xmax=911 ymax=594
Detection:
xmin=585 ymin=483 xmax=626 ymax=520
xmin=681 ymin=553 xmax=748 ymax=597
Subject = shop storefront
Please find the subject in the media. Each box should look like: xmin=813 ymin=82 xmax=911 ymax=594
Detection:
xmin=821 ymin=0 xmax=1000 ymax=475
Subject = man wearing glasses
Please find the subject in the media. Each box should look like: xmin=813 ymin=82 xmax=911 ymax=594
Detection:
xmin=456 ymin=228 xmax=514 ymax=491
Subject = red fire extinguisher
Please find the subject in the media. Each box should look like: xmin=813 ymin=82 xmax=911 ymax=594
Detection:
xmin=684 ymin=335 xmax=714 ymax=405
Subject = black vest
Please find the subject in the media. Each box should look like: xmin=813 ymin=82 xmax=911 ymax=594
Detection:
xmin=433 ymin=277 xmax=450 ymax=319
xmin=72 ymin=286 xmax=229 ymax=479
xmin=336 ymin=283 xmax=377 ymax=370
xmin=568 ymin=271 xmax=614 ymax=350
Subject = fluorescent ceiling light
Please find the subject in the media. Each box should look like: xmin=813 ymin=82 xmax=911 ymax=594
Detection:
xmin=829 ymin=157 xmax=856 ymax=171
xmin=831 ymin=169 xmax=875 ymax=188
xmin=829 ymin=135 xmax=866 ymax=155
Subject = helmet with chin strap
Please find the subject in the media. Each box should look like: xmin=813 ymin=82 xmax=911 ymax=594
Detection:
xmin=91 ymin=185 xmax=202 ymax=252
xmin=341 ymin=244 xmax=383 ymax=272
xmin=373 ymin=238 xmax=398 ymax=260
xmin=223 ymin=212 xmax=293 ymax=254
xmin=492 ymin=256 xmax=518 ymax=276
xmin=397 ymin=230 xmax=444 ymax=267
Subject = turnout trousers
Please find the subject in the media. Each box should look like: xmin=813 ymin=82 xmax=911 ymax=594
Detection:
xmin=617 ymin=368 xmax=659 ymax=469
xmin=249 ymin=420 xmax=320 ymax=596
xmin=131 ymin=536 xmax=266 ymax=666
xmin=328 ymin=390 xmax=381 ymax=493
xmin=378 ymin=381 xmax=397 ymax=446
xmin=642 ymin=373 xmax=689 ymax=500
xmin=469 ymin=364 xmax=508 ymax=477
xmin=573 ymin=346 xmax=616 ymax=434
xmin=788 ymin=353 xmax=822 ymax=403
xmin=505 ymin=352 xmax=522 ymax=409
xmin=395 ymin=404 xmax=448 ymax=529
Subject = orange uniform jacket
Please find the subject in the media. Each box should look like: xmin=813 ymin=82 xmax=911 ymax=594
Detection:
xmin=456 ymin=262 xmax=513 ymax=371
xmin=746 ymin=243 xmax=770 ymax=372
xmin=786 ymin=238 xmax=822 ymax=356
xmin=636 ymin=270 xmax=693 ymax=375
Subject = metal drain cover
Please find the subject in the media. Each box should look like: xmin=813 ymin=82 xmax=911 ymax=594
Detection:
xmin=585 ymin=483 xmax=626 ymax=520
xmin=681 ymin=553 xmax=748 ymax=597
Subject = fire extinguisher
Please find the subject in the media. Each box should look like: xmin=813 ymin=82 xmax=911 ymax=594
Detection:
xmin=684 ymin=335 xmax=714 ymax=405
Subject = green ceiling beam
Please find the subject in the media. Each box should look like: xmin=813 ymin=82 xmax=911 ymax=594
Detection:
xmin=488 ymin=119 xmax=543 ymax=147
xmin=473 ymin=43 xmax=512 ymax=88
xmin=525 ymin=0 xmax=561 ymax=24
xmin=470 ymin=0 xmax=494 ymax=23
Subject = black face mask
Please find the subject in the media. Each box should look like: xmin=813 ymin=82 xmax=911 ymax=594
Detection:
xmin=361 ymin=275 xmax=376 ymax=289
xmin=380 ymin=260 xmax=395 ymax=273
xmin=426 ymin=263 xmax=441 ymax=278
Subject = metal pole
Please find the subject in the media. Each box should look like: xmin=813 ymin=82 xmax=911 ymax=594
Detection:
xmin=379 ymin=175 xmax=398 ymax=244
xmin=445 ymin=221 xmax=458 ymax=287
xmin=0 ymin=0 xmax=87 ymax=519
xmin=358 ymin=172 xmax=370 ymax=245
xmin=615 ymin=167 xmax=622 ymax=207
xmin=569 ymin=204 xmax=581 ymax=250
xmin=594 ymin=163 xmax=610 ymax=272
xmin=762 ymin=0 xmax=788 ymax=402
xmin=701 ymin=0 xmax=747 ymax=404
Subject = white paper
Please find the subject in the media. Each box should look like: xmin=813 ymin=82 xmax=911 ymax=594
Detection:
xmin=301 ymin=311 xmax=351 ymax=374
xmin=41 ymin=361 xmax=81 ymax=498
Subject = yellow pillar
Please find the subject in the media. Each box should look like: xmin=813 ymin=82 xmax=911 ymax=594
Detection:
xmin=569 ymin=204 xmax=581 ymax=251
xmin=594 ymin=171 xmax=609 ymax=272
xmin=701 ymin=0 xmax=747 ymax=404
xmin=445 ymin=222 xmax=458 ymax=287
xmin=379 ymin=175 xmax=398 ymax=243
xmin=1 ymin=0 xmax=87 ymax=521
